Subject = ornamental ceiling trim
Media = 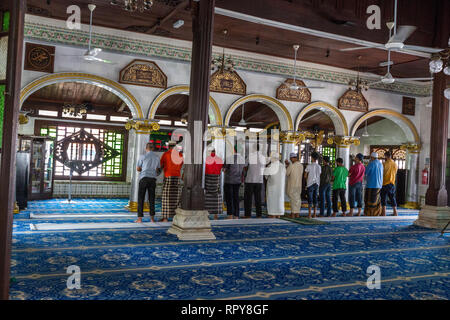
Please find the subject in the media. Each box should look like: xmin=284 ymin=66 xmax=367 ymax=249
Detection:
xmin=23 ymin=21 xmax=431 ymax=97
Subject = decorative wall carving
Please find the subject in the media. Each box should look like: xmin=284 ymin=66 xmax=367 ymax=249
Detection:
xmin=402 ymin=96 xmax=416 ymax=116
xmin=209 ymin=70 xmax=246 ymax=95
xmin=54 ymin=129 xmax=120 ymax=175
xmin=276 ymin=79 xmax=311 ymax=103
xmin=338 ymin=89 xmax=368 ymax=112
xmin=24 ymin=42 xmax=55 ymax=73
xmin=119 ymin=59 xmax=167 ymax=88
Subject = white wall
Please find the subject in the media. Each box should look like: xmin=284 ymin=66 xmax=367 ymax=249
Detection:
xmin=19 ymin=18 xmax=438 ymax=202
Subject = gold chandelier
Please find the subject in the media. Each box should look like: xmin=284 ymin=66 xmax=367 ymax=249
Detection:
xmin=110 ymin=0 xmax=153 ymax=12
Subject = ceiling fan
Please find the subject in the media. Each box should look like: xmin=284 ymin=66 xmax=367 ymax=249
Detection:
xmin=339 ymin=0 xmax=442 ymax=55
xmin=65 ymin=4 xmax=116 ymax=64
xmin=237 ymin=103 xmax=265 ymax=127
xmin=361 ymin=120 xmax=383 ymax=138
xmin=367 ymin=47 xmax=433 ymax=86
xmin=284 ymin=45 xmax=324 ymax=90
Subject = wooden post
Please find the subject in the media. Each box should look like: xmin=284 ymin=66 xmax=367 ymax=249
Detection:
xmin=415 ymin=0 xmax=450 ymax=229
xmin=0 ymin=0 xmax=26 ymax=300
xmin=180 ymin=0 xmax=215 ymax=210
xmin=167 ymin=0 xmax=216 ymax=240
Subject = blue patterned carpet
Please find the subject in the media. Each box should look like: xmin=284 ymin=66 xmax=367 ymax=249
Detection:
xmin=10 ymin=199 xmax=450 ymax=300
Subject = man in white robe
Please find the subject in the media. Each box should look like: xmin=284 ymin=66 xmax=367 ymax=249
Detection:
xmin=285 ymin=152 xmax=303 ymax=218
xmin=264 ymin=155 xmax=286 ymax=218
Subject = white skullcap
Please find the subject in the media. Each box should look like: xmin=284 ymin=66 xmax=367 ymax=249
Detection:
xmin=370 ymin=152 xmax=378 ymax=158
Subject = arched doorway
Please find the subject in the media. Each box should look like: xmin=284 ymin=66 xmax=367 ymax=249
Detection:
xmin=21 ymin=73 xmax=143 ymax=118
xmin=351 ymin=109 xmax=420 ymax=206
xmin=148 ymin=85 xmax=222 ymax=125
xmin=19 ymin=75 xmax=135 ymax=200
xmin=295 ymin=102 xmax=348 ymax=165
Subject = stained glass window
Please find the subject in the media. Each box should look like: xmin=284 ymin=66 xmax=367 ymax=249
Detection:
xmin=2 ymin=11 xmax=10 ymax=32
xmin=39 ymin=122 xmax=127 ymax=180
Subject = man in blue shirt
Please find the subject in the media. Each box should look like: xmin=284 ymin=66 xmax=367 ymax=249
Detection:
xmin=364 ymin=152 xmax=383 ymax=216
xmin=135 ymin=143 xmax=161 ymax=223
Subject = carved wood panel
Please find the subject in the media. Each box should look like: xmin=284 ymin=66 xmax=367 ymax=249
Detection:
xmin=119 ymin=59 xmax=167 ymax=88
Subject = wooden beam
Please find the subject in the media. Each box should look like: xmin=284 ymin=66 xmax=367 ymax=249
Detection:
xmin=0 ymin=0 xmax=26 ymax=300
xmin=146 ymin=0 xmax=189 ymax=34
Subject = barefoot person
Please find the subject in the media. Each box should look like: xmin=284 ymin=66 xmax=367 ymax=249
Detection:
xmin=304 ymin=151 xmax=321 ymax=219
xmin=224 ymin=146 xmax=245 ymax=219
xmin=265 ymin=154 xmax=286 ymax=218
xmin=348 ymin=153 xmax=365 ymax=217
xmin=135 ymin=143 xmax=161 ymax=223
xmin=204 ymin=148 xmax=224 ymax=220
xmin=286 ymin=153 xmax=303 ymax=218
xmin=364 ymin=152 xmax=383 ymax=216
xmin=381 ymin=151 xmax=399 ymax=216
xmin=319 ymin=156 xmax=333 ymax=217
xmin=331 ymin=158 xmax=348 ymax=217
xmin=160 ymin=141 xmax=183 ymax=222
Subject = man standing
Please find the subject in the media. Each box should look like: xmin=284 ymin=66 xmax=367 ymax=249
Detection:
xmin=348 ymin=153 xmax=365 ymax=217
xmin=160 ymin=140 xmax=183 ymax=222
xmin=304 ymin=151 xmax=321 ymax=219
xmin=331 ymin=158 xmax=348 ymax=217
xmin=205 ymin=148 xmax=224 ymax=220
xmin=286 ymin=152 xmax=304 ymax=218
xmin=381 ymin=151 xmax=399 ymax=216
xmin=364 ymin=152 xmax=384 ymax=216
xmin=135 ymin=143 xmax=161 ymax=223
xmin=224 ymin=146 xmax=245 ymax=219
xmin=265 ymin=154 xmax=286 ymax=218
xmin=244 ymin=145 xmax=267 ymax=218
xmin=319 ymin=156 xmax=333 ymax=217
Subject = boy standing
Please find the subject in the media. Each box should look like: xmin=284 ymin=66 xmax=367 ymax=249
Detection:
xmin=319 ymin=156 xmax=333 ymax=217
xmin=304 ymin=151 xmax=321 ymax=219
xmin=332 ymin=158 xmax=348 ymax=217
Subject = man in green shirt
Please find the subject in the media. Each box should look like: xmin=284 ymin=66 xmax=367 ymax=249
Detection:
xmin=332 ymin=158 xmax=348 ymax=217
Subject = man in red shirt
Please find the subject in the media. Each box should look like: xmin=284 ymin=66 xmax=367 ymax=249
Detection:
xmin=160 ymin=141 xmax=183 ymax=222
xmin=347 ymin=153 xmax=365 ymax=216
xmin=205 ymin=148 xmax=224 ymax=220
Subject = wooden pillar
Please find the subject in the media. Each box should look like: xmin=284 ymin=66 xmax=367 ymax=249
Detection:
xmin=415 ymin=0 xmax=450 ymax=229
xmin=425 ymin=70 xmax=449 ymax=207
xmin=180 ymin=0 xmax=215 ymax=210
xmin=167 ymin=0 xmax=216 ymax=240
xmin=0 ymin=0 xmax=26 ymax=300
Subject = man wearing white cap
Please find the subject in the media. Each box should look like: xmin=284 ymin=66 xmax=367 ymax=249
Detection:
xmin=285 ymin=152 xmax=303 ymax=218
xmin=364 ymin=152 xmax=384 ymax=216
xmin=264 ymin=154 xmax=286 ymax=218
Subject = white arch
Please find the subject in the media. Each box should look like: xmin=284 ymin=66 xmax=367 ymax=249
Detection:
xmin=224 ymin=94 xmax=294 ymax=131
xmin=351 ymin=109 xmax=420 ymax=144
xmin=295 ymin=101 xmax=349 ymax=136
xmin=20 ymin=73 xmax=144 ymax=118
xmin=148 ymin=85 xmax=222 ymax=125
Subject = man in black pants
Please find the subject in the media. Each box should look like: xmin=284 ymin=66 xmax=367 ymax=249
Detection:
xmin=135 ymin=143 xmax=161 ymax=223
xmin=224 ymin=147 xmax=245 ymax=219
xmin=244 ymin=145 xmax=267 ymax=218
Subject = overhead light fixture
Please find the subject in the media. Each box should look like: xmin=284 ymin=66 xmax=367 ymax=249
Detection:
xmin=444 ymin=64 xmax=450 ymax=76
xmin=173 ymin=20 xmax=184 ymax=29
xmin=112 ymin=0 xmax=153 ymax=12
xmin=445 ymin=85 xmax=450 ymax=100
xmin=429 ymin=56 xmax=443 ymax=74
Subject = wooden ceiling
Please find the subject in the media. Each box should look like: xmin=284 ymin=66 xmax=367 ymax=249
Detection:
xmin=23 ymin=82 xmax=131 ymax=116
xmin=229 ymin=102 xmax=279 ymax=128
xmin=298 ymin=109 xmax=334 ymax=132
xmin=154 ymin=93 xmax=189 ymax=121
xmin=24 ymin=0 xmax=449 ymax=79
